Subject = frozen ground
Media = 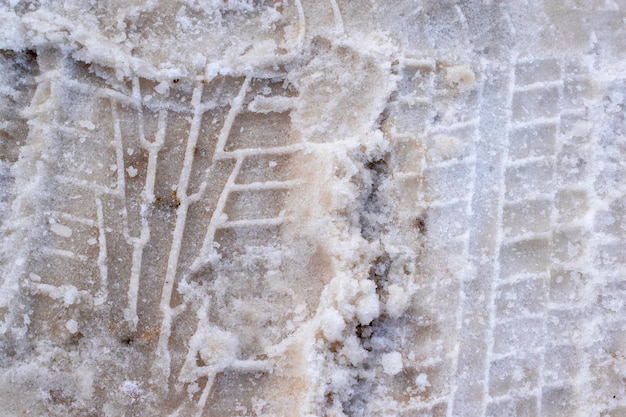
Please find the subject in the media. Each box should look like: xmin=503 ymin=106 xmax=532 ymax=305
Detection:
xmin=0 ymin=1 xmax=625 ymax=416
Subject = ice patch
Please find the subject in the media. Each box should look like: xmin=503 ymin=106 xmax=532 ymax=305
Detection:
xmin=50 ymin=222 xmax=72 ymax=238
xmin=78 ymin=120 xmax=95 ymax=130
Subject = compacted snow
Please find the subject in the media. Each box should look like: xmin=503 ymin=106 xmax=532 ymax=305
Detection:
xmin=0 ymin=1 xmax=625 ymax=416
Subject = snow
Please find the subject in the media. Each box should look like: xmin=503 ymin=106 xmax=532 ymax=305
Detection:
xmin=381 ymin=351 xmax=403 ymax=376
xmin=0 ymin=1 xmax=624 ymax=416
xmin=386 ymin=284 xmax=409 ymax=319
xmin=319 ymin=307 xmax=346 ymax=342
xmin=355 ymin=279 xmax=380 ymax=325
xmin=126 ymin=166 xmax=138 ymax=178
xmin=65 ymin=319 xmax=78 ymax=333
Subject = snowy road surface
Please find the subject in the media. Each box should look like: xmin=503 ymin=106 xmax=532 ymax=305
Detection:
xmin=0 ymin=1 xmax=625 ymax=416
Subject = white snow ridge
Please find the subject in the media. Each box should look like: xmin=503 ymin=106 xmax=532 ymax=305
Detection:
xmin=0 ymin=1 xmax=625 ymax=416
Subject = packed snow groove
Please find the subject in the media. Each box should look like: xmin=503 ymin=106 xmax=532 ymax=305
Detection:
xmin=0 ymin=1 xmax=625 ymax=416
